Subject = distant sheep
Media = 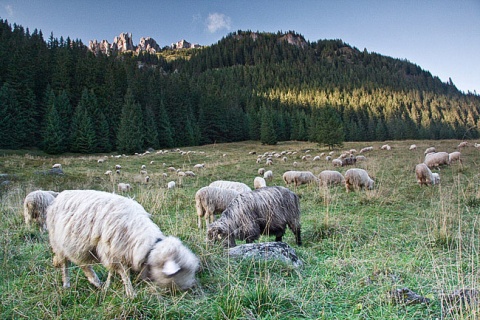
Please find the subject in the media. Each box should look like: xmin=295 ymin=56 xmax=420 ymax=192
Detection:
xmin=344 ymin=168 xmax=374 ymax=192
xmin=209 ymin=180 xmax=252 ymax=193
xmin=356 ymin=155 xmax=366 ymax=162
xmin=415 ymin=163 xmax=440 ymax=186
xmin=195 ymin=186 xmax=240 ymax=229
xmin=23 ymin=190 xmax=59 ymax=231
xmin=409 ymin=144 xmax=417 ymax=150
xmin=332 ymin=158 xmax=342 ymax=167
xmin=105 ymin=170 xmax=113 ymax=175
xmin=263 ymin=170 xmax=273 ymax=182
xmin=117 ymin=183 xmax=132 ymax=192
xmin=167 ymin=181 xmax=176 ymax=189
xmin=318 ymin=170 xmax=345 ymax=187
xmin=380 ymin=144 xmax=391 ymax=150
xmin=115 ymin=164 xmax=122 ymax=170
xmin=46 ymin=190 xmax=199 ymax=297
xmin=457 ymin=141 xmax=468 ymax=148
xmin=448 ymin=151 xmax=462 ymax=164
xmin=194 ymin=163 xmax=205 ymax=169
xmin=475 ymin=143 xmax=480 ymax=148
xmin=359 ymin=146 xmax=373 ymax=153
xmin=424 ymin=152 xmax=450 ymax=168
xmin=283 ymin=171 xmax=319 ymax=187
xmin=341 ymin=155 xmax=357 ymax=166
xmin=258 ymin=168 xmax=265 ymax=176
xmin=185 ymin=171 xmax=196 ymax=177
xmin=254 ymin=177 xmax=267 ymax=189
xmin=207 ymin=186 xmax=302 ymax=248
xmin=52 ymin=163 xmax=62 ymax=169
xmin=424 ymin=147 xmax=436 ymax=155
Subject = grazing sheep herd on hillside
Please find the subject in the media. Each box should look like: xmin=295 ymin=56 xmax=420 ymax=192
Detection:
xmin=16 ymin=140 xmax=478 ymax=303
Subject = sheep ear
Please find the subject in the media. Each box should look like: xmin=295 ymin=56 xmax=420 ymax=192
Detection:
xmin=163 ymin=260 xmax=181 ymax=277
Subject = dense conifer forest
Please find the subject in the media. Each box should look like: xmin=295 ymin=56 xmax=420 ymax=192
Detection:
xmin=1 ymin=19 xmax=479 ymax=154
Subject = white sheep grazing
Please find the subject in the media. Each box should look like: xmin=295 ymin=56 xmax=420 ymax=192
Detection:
xmin=263 ymin=170 xmax=273 ymax=182
xmin=381 ymin=144 xmax=391 ymax=150
xmin=457 ymin=141 xmax=468 ymax=148
xmin=356 ymin=155 xmax=367 ymax=162
xmin=332 ymin=158 xmax=342 ymax=167
xmin=359 ymin=146 xmax=373 ymax=153
xmin=448 ymin=151 xmax=462 ymax=164
xmin=344 ymin=168 xmax=374 ymax=192
xmin=415 ymin=163 xmax=440 ymax=186
xmin=140 ymin=170 xmax=148 ymax=175
xmin=424 ymin=147 xmax=436 ymax=155
xmin=141 ymin=165 xmax=147 ymax=170
xmin=325 ymin=156 xmax=332 ymax=161
xmin=97 ymin=159 xmax=105 ymax=164
xmin=409 ymin=144 xmax=417 ymax=150
xmin=105 ymin=170 xmax=113 ymax=175
xmin=313 ymin=156 xmax=321 ymax=161
xmin=117 ymin=183 xmax=132 ymax=192
xmin=52 ymin=163 xmax=62 ymax=169
xmin=115 ymin=164 xmax=122 ymax=170
xmin=23 ymin=190 xmax=59 ymax=231
xmin=258 ymin=168 xmax=265 ymax=176
xmin=194 ymin=163 xmax=205 ymax=169
xmin=266 ymin=158 xmax=273 ymax=166
xmin=185 ymin=171 xmax=196 ymax=177
xmin=209 ymin=180 xmax=252 ymax=193
xmin=46 ymin=190 xmax=199 ymax=297
xmin=283 ymin=171 xmax=319 ymax=187
xmin=167 ymin=181 xmax=176 ymax=189
xmin=424 ymin=152 xmax=450 ymax=168
xmin=254 ymin=177 xmax=267 ymax=189
xmin=195 ymin=186 xmax=240 ymax=229
xmin=475 ymin=143 xmax=480 ymax=148
xmin=318 ymin=170 xmax=345 ymax=187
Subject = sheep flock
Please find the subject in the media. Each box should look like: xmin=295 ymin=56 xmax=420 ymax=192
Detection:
xmin=14 ymin=140 xmax=479 ymax=306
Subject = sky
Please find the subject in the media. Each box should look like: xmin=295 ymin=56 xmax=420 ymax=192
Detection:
xmin=1 ymin=0 xmax=479 ymax=93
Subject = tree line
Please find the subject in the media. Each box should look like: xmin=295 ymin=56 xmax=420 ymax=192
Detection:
xmin=0 ymin=21 xmax=479 ymax=154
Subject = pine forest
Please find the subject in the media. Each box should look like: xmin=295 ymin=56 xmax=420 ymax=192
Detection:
xmin=1 ymin=19 xmax=479 ymax=154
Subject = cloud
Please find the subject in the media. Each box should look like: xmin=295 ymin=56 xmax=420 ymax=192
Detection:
xmin=206 ymin=13 xmax=231 ymax=33
xmin=5 ymin=4 xmax=14 ymax=16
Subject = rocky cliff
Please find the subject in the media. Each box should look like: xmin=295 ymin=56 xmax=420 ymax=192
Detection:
xmin=88 ymin=33 xmax=199 ymax=55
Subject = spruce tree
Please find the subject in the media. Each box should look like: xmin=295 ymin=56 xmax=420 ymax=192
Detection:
xmin=42 ymin=93 xmax=66 ymax=154
xmin=310 ymin=105 xmax=345 ymax=149
xmin=70 ymin=105 xmax=96 ymax=153
xmin=143 ymin=105 xmax=159 ymax=149
xmin=260 ymin=105 xmax=277 ymax=145
xmin=117 ymin=89 xmax=144 ymax=154
xmin=0 ymin=82 xmax=17 ymax=148
xmin=156 ymin=98 xmax=174 ymax=148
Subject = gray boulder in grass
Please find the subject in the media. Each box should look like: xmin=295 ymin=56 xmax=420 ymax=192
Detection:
xmin=228 ymin=242 xmax=303 ymax=267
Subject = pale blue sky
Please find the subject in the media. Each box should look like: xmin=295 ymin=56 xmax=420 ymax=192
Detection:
xmin=1 ymin=0 xmax=479 ymax=93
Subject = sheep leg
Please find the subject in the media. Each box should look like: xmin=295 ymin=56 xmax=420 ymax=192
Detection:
xmin=53 ymin=254 xmax=71 ymax=288
xmin=117 ymin=265 xmax=135 ymax=298
xmin=103 ymin=270 xmax=114 ymax=291
xmin=81 ymin=265 xmax=102 ymax=288
xmin=197 ymin=216 xmax=202 ymax=229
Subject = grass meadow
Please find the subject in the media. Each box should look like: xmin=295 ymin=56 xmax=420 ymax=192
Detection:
xmin=1 ymin=139 xmax=479 ymax=319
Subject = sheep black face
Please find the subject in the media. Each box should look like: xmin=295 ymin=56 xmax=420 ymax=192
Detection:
xmin=207 ymin=226 xmax=235 ymax=248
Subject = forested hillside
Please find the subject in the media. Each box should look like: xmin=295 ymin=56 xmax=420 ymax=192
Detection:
xmin=1 ymin=20 xmax=479 ymax=154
